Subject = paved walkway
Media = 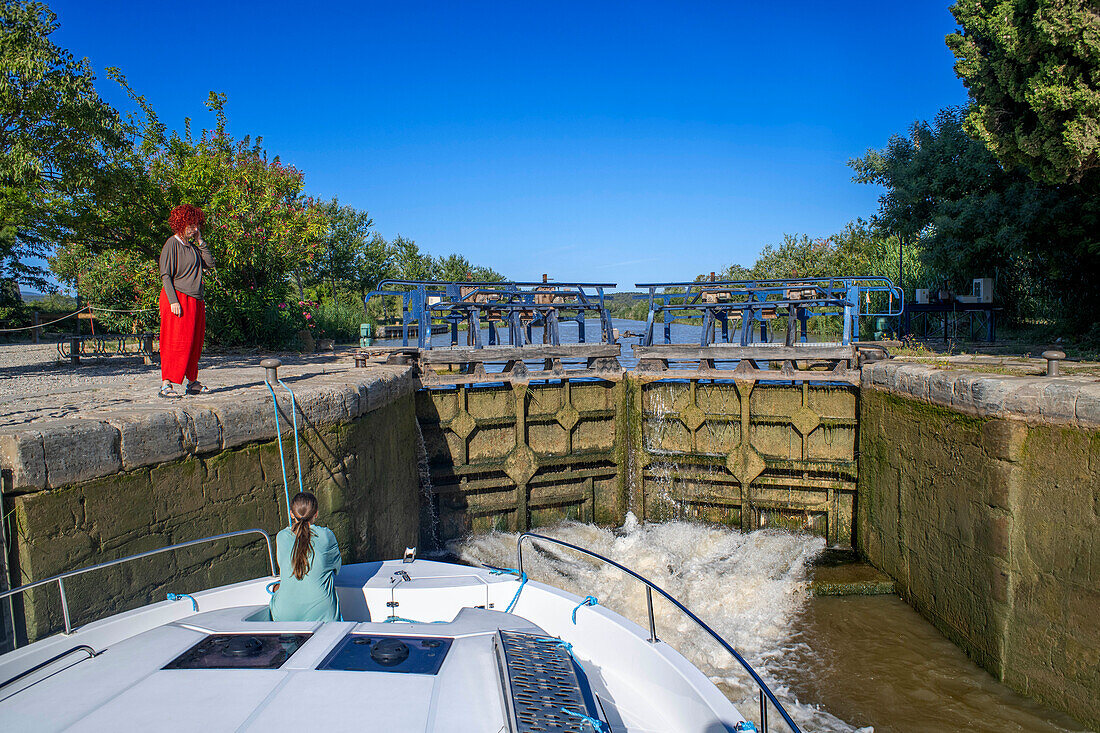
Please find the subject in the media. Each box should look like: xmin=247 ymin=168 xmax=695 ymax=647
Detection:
xmin=0 ymin=342 xmax=364 ymax=428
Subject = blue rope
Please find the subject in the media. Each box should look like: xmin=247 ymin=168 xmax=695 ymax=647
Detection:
xmin=488 ymin=566 xmax=528 ymax=613
xmin=734 ymin=722 xmax=758 ymax=732
xmin=571 ymin=595 xmax=598 ymax=624
xmin=167 ymin=592 xmax=198 ymax=611
xmin=277 ymin=379 xmax=305 ymax=495
xmin=559 ymin=707 xmax=607 ymax=732
xmin=266 ymin=382 xmax=293 ymax=527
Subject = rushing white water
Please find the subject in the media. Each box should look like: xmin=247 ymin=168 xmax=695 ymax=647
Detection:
xmin=454 ymin=515 xmax=869 ymax=732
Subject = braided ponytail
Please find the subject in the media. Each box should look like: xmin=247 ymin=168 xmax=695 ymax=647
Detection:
xmin=289 ymin=492 xmax=318 ymax=580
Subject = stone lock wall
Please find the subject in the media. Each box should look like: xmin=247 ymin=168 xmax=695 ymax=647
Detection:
xmin=1 ymin=367 xmax=420 ymax=642
xmin=858 ymin=362 xmax=1100 ymax=728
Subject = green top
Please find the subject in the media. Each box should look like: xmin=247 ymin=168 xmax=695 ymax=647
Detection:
xmin=269 ymin=525 xmax=342 ymax=622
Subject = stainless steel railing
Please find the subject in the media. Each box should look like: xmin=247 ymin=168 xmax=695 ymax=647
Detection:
xmin=517 ymin=532 xmax=803 ymax=733
xmin=0 ymin=529 xmax=275 ymax=641
xmin=0 ymin=644 xmax=99 ymax=693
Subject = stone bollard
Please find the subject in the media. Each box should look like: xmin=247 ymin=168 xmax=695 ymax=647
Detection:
xmin=354 ymin=354 xmax=368 ymax=368
xmin=1041 ymin=350 xmax=1065 ymax=377
xmin=261 ymin=357 xmax=282 ymax=384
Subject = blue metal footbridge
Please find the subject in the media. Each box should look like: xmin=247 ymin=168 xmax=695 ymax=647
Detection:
xmin=364 ymin=276 xmax=902 ymax=384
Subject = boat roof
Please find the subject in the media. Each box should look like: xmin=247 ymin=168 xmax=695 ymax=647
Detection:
xmin=2 ymin=606 xmax=545 ymax=732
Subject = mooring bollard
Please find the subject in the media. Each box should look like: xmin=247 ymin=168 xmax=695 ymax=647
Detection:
xmin=261 ymin=357 xmax=282 ymax=384
xmin=354 ymin=354 xmax=368 ymax=368
xmin=1041 ymin=350 xmax=1065 ymax=377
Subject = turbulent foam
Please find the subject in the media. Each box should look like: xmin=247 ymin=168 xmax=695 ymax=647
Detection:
xmin=454 ymin=515 xmax=870 ymax=732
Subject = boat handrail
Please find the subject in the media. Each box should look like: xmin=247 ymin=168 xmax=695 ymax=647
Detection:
xmin=0 ymin=644 xmax=99 ymax=693
xmin=0 ymin=529 xmax=275 ymax=638
xmin=516 ymin=532 xmax=803 ymax=733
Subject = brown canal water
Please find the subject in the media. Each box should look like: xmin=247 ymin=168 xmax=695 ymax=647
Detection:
xmin=781 ymin=594 xmax=1088 ymax=733
xmin=455 ymin=520 xmax=1090 ymax=733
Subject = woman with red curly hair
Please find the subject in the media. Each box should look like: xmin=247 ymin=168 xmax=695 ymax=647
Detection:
xmin=158 ymin=204 xmax=215 ymax=397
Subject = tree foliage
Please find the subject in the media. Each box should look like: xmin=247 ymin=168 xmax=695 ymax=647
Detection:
xmin=947 ymin=0 xmax=1100 ymax=185
xmin=708 ymin=220 xmax=917 ymax=286
xmin=0 ymin=1 xmax=129 ymax=289
xmin=851 ymin=107 xmax=1098 ymax=326
xmin=53 ymin=94 xmax=328 ymax=345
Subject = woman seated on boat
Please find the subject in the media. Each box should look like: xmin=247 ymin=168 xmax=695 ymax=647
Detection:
xmin=270 ymin=491 xmax=342 ymax=622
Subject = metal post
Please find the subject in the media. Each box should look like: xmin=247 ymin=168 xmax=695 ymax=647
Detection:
xmin=57 ymin=577 xmax=72 ymax=634
xmin=69 ymin=336 xmax=80 ymax=366
xmin=645 ymin=586 xmax=657 ymax=643
xmin=759 ymin=689 xmax=768 ymax=733
xmin=1042 ymin=350 xmax=1065 ymax=376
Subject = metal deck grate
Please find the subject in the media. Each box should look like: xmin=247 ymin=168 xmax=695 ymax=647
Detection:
xmin=495 ymin=630 xmax=603 ymax=733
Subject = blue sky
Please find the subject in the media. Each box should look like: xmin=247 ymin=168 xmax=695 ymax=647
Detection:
xmin=51 ymin=1 xmax=968 ymax=289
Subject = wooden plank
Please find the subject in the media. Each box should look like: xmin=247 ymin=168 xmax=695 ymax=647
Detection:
xmin=418 ymin=343 xmax=621 ymax=363
xmin=632 ymin=344 xmax=855 ymax=361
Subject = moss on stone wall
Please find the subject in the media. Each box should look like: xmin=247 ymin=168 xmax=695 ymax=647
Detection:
xmin=10 ymin=393 xmax=419 ymax=641
xmin=859 ymin=388 xmax=1100 ymax=729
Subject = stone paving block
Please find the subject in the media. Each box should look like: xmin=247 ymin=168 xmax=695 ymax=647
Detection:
xmin=174 ymin=404 xmax=222 ymax=454
xmin=105 ymin=408 xmax=184 ymax=471
xmin=968 ymin=377 xmax=1016 ymax=415
xmin=1035 ymin=381 xmax=1082 ymax=424
xmin=40 ymin=419 xmax=121 ymax=488
xmin=0 ymin=427 xmax=47 ymax=490
xmin=297 ymin=383 xmax=351 ymax=426
xmin=210 ymin=396 xmax=281 ymax=449
xmin=926 ymin=370 xmax=956 ymax=407
xmin=1074 ymin=387 xmax=1100 ymax=426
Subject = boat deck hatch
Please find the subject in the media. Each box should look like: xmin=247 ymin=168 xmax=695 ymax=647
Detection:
xmin=318 ymin=634 xmax=454 ymax=675
xmin=163 ymin=633 xmax=312 ymax=670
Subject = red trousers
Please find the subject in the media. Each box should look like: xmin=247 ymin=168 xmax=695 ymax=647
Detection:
xmin=159 ymin=289 xmax=205 ymax=383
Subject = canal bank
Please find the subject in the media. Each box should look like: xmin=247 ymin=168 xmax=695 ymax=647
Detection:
xmin=859 ymin=361 xmax=1100 ymax=728
xmin=0 ymin=357 xmax=421 ymax=641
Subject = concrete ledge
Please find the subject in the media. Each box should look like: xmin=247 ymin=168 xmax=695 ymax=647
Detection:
xmin=861 ymin=360 xmax=1100 ymax=427
xmin=0 ymin=363 xmax=414 ymax=493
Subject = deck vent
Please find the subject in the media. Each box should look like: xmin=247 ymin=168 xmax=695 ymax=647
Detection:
xmin=164 ymin=633 xmax=311 ymax=670
xmin=494 ymin=630 xmax=604 ymax=733
xmin=318 ymin=634 xmax=453 ymax=675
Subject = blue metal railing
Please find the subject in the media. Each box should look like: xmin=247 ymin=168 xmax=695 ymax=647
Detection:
xmin=366 ymin=280 xmax=618 ymax=349
xmin=634 ymin=276 xmax=903 ymax=347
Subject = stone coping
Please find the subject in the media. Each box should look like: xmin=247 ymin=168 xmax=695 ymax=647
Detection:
xmin=0 ymin=362 xmax=414 ymax=493
xmin=861 ymin=359 xmax=1100 ymax=428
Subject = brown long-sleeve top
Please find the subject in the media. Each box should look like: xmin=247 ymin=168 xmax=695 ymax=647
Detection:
xmin=159 ymin=235 xmax=215 ymax=305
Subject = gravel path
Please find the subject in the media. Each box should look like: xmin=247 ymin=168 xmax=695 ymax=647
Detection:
xmin=0 ymin=341 xmax=355 ymax=428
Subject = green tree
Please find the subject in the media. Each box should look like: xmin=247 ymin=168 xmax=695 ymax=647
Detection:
xmin=302 ymin=198 xmax=374 ymax=297
xmin=435 ymin=253 xmax=473 ymax=282
xmin=0 ymin=1 xmax=129 ymax=290
xmin=52 ymin=94 xmax=327 ymax=345
xmin=390 ymin=235 xmax=435 ymax=280
xmin=851 ymin=107 xmax=1095 ymax=325
xmin=947 ymin=0 xmax=1100 ymax=185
